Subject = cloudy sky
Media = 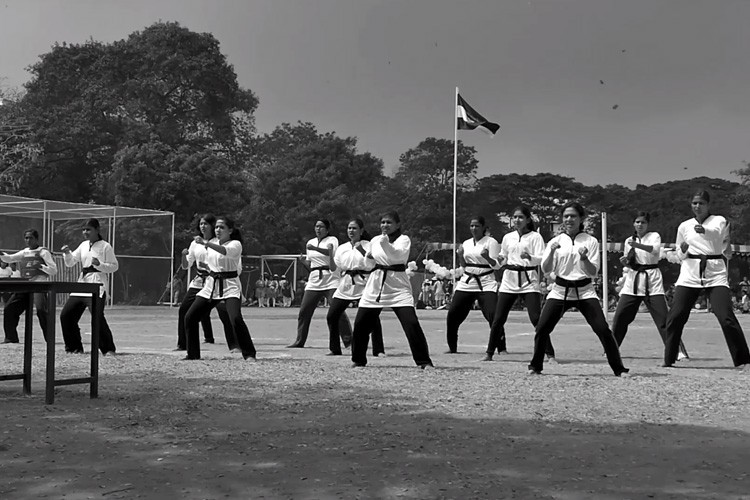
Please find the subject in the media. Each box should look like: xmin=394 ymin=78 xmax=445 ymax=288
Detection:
xmin=1 ymin=0 xmax=749 ymax=187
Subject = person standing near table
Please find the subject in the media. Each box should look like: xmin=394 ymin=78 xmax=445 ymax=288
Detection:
xmin=326 ymin=218 xmax=384 ymax=356
xmin=612 ymin=211 xmax=689 ymax=360
xmin=487 ymin=206 xmax=555 ymax=361
xmin=184 ymin=216 xmax=256 ymax=361
xmin=0 ymin=261 xmax=12 ymax=305
xmin=1 ymin=228 xmax=57 ymax=344
xmin=445 ymin=216 xmax=501 ymax=354
xmin=663 ymin=190 xmax=750 ymax=369
xmin=288 ymin=219 xmax=352 ymax=348
xmin=351 ymin=211 xmax=433 ymax=369
xmin=528 ymin=202 xmax=629 ymax=376
xmin=0 ymin=261 xmax=12 ymax=280
xmin=60 ymin=218 xmax=119 ymax=355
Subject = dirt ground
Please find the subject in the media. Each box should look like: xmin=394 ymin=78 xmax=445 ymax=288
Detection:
xmin=1 ymin=305 xmax=749 ymax=500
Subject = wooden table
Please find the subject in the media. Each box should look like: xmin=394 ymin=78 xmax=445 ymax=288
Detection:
xmin=0 ymin=280 xmax=102 ymax=404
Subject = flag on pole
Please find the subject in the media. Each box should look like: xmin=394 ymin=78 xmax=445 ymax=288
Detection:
xmin=456 ymin=94 xmax=500 ymax=135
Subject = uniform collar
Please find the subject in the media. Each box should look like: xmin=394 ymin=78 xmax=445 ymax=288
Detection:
xmin=387 ymin=230 xmax=402 ymax=243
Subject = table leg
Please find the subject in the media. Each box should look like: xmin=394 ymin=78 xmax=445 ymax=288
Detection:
xmin=22 ymin=294 xmax=34 ymax=394
xmin=45 ymin=291 xmax=56 ymax=405
xmin=90 ymin=293 xmax=100 ymax=399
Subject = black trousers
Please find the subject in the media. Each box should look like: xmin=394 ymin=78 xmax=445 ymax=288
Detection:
xmin=327 ymin=297 xmax=383 ymax=355
xmin=530 ymin=298 xmax=627 ymax=375
xmin=185 ymin=297 xmax=255 ymax=360
xmin=445 ymin=290 xmax=498 ymax=353
xmin=665 ymin=286 xmax=750 ymax=366
xmin=489 ymin=292 xmax=554 ymax=357
xmin=351 ymin=307 xmax=432 ymax=367
xmin=612 ymin=294 xmax=688 ymax=357
xmin=177 ymin=287 xmax=235 ymax=349
xmin=291 ymin=288 xmax=352 ymax=347
xmin=4 ymin=292 xmax=49 ymax=342
xmin=60 ymin=294 xmax=116 ymax=354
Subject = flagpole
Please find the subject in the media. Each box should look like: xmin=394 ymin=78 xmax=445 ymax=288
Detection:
xmin=602 ymin=212 xmax=609 ymax=320
xmin=452 ymin=86 xmax=459 ymax=285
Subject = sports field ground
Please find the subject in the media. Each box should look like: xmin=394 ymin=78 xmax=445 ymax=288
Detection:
xmin=2 ymin=306 xmax=749 ymax=499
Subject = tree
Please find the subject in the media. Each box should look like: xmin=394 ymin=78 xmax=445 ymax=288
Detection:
xmin=243 ymin=121 xmax=321 ymax=171
xmin=395 ymin=138 xmax=478 ymax=194
xmin=391 ymin=138 xmax=478 ymax=245
xmin=242 ymin=123 xmax=385 ymax=254
xmin=99 ymin=142 xmax=248 ymax=228
xmin=584 ymin=183 xmax=633 ymax=241
xmin=0 ymin=89 xmax=40 ymax=194
xmin=732 ymin=161 xmax=750 ymax=243
xmin=10 ymin=22 xmax=257 ymax=203
xmin=468 ymin=173 xmax=590 ymax=240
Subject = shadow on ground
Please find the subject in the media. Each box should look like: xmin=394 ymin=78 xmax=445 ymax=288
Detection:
xmin=1 ymin=372 xmax=748 ymax=500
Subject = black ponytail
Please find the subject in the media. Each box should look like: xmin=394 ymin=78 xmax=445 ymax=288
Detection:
xmin=217 ymin=216 xmax=243 ymax=244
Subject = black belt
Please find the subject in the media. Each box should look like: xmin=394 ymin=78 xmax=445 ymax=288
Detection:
xmin=463 ymin=263 xmax=493 ymax=291
xmin=344 ymin=269 xmax=370 ymax=286
xmin=504 ymin=264 xmax=537 ymax=288
xmin=196 ymin=268 xmax=209 ymax=278
xmin=81 ymin=266 xmax=99 ymax=276
xmin=686 ymin=253 xmax=725 ymax=287
xmin=310 ymin=266 xmax=330 ymax=281
xmin=555 ymin=276 xmax=592 ymax=305
xmin=630 ymin=263 xmax=659 ymax=296
xmin=208 ymin=270 xmax=239 ymax=299
xmin=373 ymin=264 xmax=406 ymax=302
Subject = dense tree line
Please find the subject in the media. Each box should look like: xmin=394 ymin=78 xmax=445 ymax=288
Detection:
xmin=2 ymin=22 xmax=749 ymax=266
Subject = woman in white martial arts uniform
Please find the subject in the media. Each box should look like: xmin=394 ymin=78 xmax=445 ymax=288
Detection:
xmin=612 ymin=211 xmax=688 ymax=359
xmin=528 ymin=203 xmax=629 ymax=376
xmin=176 ymin=214 xmax=235 ymax=351
xmin=351 ymin=212 xmax=433 ymax=369
xmin=60 ymin=218 xmax=119 ymax=355
xmin=1 ymin=228 xmax=57 ymax=343
xmin=445 ymin=216 xmax=501 ymax=354
xmin=326 ymin=218 xmax=384 ymax=356
xmin=184 ymin=216 xmax=255 ymax=361
xmin=487 ymin=206 xmax=555 ymax=361
xmin=663 ymin=190 xmax=749 ymax=369
xmin=288 ymin=219 xmax=352 ymax=348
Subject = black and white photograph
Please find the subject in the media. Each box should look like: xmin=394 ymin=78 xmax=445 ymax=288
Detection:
xmin=2 ymin=1 xmax=750 ymax=498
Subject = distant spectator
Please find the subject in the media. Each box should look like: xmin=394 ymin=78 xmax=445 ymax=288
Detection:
xmin=268 ymin=274 xmax=280 ymax=307
xmin=419 ymin=278 xmax=433 ymax=308
xmin=255 ymin=275 xmax=267 ymax=307
xmin=433 ymin=279 xmax=445 ymax=308
xmin=280 ymin=276 xmax=293 ymax=307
